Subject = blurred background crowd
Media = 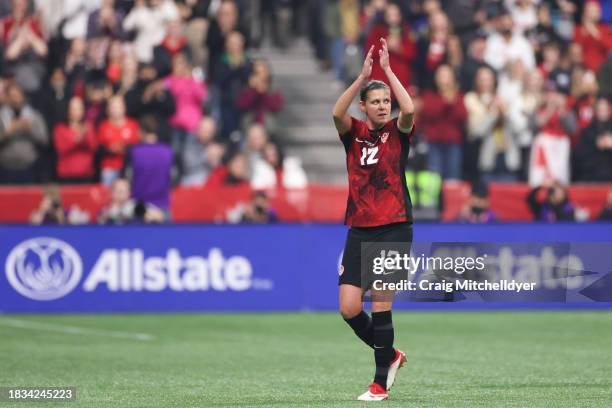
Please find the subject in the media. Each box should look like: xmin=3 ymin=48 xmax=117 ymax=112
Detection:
xmin=0 ymin=0 xmax=609 ymax=224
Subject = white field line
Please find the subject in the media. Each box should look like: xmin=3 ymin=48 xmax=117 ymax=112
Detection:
xmin=0 ymin=317 xmax=154 ymax=341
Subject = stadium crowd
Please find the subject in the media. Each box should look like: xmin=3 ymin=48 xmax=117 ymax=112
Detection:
xmin=0 ymin=0 xmax=304 ymax=221
xmin=317 ymin=0 xmax=611 ymax=223
xmin=319 ymin=0 xmax=611 ymax=187
xmin=0 ymin=0 xmax=609 ymax=224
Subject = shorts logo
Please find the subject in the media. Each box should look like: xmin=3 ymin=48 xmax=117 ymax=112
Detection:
xmin=381 ymin=132 xmax=389 ymax=143
xmin=339 ymin=265 xmax=345 ymax=276
xmin=5 ymin=237 xmax=83 ymax=301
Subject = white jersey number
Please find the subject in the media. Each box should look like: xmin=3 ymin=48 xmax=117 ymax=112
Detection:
xmin=360 ymin=147 xmax=379 ymax=166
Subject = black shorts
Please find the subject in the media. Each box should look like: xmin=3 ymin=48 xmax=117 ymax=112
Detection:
xmin=339 ymin=221 xmax=413 ymax=290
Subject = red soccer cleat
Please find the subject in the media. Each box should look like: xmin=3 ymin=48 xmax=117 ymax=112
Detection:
xmin=357 ymin=382 xmax=389 ymax=401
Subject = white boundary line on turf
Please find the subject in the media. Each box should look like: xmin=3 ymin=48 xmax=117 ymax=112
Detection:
xmin=0 ymin=318 xmax=155 ymax=341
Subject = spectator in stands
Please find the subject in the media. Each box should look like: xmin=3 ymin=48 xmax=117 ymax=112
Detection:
xmin=499 ymin=59 xmax=526 ymax=105
xmin=549 ymin=44 xmax=575 ymax=96
xmin=107 ymin=39 xmax=129 ymax=88
xmin=414 ymin=10 xmax=452 ymax=90
xmin=1 ymin=0 xmax=48 ymax=95
xmin=243 ymin=123 xmax=268 ymax=171
xmin=54 ymin=96 xmax=97 ymax=183
xmin=529 ymin=81 xmax=576 ymax=186
xmin=507 ymin=0 xmax=538 ymax=34
xmin=419 ymin=64 xmax=467 ymax=180
xmin=364 ymin=2 xmax=416 ymax=98
xmin=443 ymin=0 xmax=485 ymax=45
xmin=527 ymin=3 xmax=563 ymax=61
xmin=63 ymin=37 xmax=88 ymax=98
xmin=572 ymin=69 xmax=599 ymax=139
xmin=55 ymin=0 xmax=99 ymax=41
xmin=484 ymin=8 xmax=535 ymax=73
xmin=97 ymin=95 xmax=140 ymax=185
xmin=574 ymin=0 xmax=612 ymax=72
xmin=235 ymin=58 xmax=284 ymax=137
xmin=541 ymin=0 xmax=576 ymax=43
xmin=446 ymin=35 xmax=464 ymax=82
xmin=180 ymin=116 xmax=224 ymax=186
xmin=87 ymin=0 xmax=126 ymax=40
xmin=153 ymin=18 xmax=188 ymax=78
xmin=123 ymin=116 xmax=173 ymax=219
xmin=527 ymin=179 xmax=576 ymax=222
xmin=36 ymin=67 xmax=69 ymax=132
xmin=175 ymin=0 xmax=209 ymax=68
xmin=251 ymin=140 xmax=282 ymax=189
xmin=84 ymin=74 xmax=112 ymax=126
xmin=97 ymin=177 xmax=135 ymax=224
xmin=240 ymin=191 xmax=278 ymax=223
xmin=205 ymin=151 xmax=250 ymax=187
xmin=457 ymin=183 xmax=497 ymax=223
xmin=123 ymin=0 xmax=179 ymax=63
xmin=164 ymin=50 xmax=207 ymax=152
xmin=216 ymin=31 xmax=251 ymax=139
xmin=323 ymin=0 xmax=361 ymax=84
xmin=538 ymin=41 xmax=561 ymax=79
xmin=124 ymin=62 xmax=176 ymax=144
xmin=206 ymin=0 xmax=247 ymax=84
xmin=465 ymin=66 xmax=519 ymax=183
xmin=0 ymin=82 xmax=48 ymax=184
xmin=30 ymin=184 xmax=65 ymax=224
xmin=459 ymin=30 xmax=492 ymax=92
xmin=576 ymin=97 xmax=612 ymax=182
xmin=597 ymin=190 xmax=612 ymax=220
xmin=514 ymin=69 xmax=543 ymax=181
xmin=118 ymin=55 xmax=139 ymax=95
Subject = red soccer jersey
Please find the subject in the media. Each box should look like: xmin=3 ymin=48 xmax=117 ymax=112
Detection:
xmin=339 ymin=117 xmax=414 ymax=227
xmin=97 ymin=119 xmax=140 ymax=170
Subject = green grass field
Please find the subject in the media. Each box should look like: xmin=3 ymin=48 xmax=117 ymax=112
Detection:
xmin=1 ymin=311 xmax=611 ymax=407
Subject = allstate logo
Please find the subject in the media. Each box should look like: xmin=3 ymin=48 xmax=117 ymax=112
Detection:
xmin=5 ymin=237 xmax=82 ymax=301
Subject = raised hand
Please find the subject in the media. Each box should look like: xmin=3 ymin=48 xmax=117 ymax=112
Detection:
xmin=360 ymin=45 xmax=374 ymax=79
xmin=379 ymin=37 xmax=390 ymax=71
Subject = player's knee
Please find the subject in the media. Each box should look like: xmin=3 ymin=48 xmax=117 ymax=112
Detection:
xmin=339 ymin=303 xmax=362 ymax=320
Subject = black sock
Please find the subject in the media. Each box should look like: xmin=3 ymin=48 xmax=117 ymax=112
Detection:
xmin=372 ymin=310 xmax=395 ymax=388
xmin=344 ymin=310 xmax=374 ymax=349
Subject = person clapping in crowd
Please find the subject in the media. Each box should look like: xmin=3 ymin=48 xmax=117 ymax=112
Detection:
xmin=0 ymin=83 xmax=48 ymax=183
xmin=54 ymin=96 xmax=97 ymax=183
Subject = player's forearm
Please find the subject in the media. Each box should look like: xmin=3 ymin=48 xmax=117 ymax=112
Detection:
xmin=384 ymin=67 xmax=414 ymax=115
xmin=332 ymin=74 xmax=366 ymax=119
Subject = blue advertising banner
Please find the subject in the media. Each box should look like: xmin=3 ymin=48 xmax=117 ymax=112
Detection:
xmin=1 ymin=224 xmax=611 ymax=312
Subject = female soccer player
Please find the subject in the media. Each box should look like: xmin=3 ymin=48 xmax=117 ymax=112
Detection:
xmin=332 ymin=38 xmax=415 ymax=401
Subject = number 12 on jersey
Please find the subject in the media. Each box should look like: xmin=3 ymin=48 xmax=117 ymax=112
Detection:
xmin=360 ymin=147 xmax=379 ymax=166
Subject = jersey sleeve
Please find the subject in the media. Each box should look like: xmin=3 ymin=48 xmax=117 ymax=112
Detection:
xmin=395 ymin=117 xmax=415 ymax=142
xmin=338 ymin=116 xmax=360 ymax=147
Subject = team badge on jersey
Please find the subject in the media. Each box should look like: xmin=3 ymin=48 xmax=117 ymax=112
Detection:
xmin=381 ymin=132 xmax=389 ymax=143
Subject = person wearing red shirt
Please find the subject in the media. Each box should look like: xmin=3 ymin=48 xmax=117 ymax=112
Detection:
xmin=204 ymin=151 xmax=250 ymax=188
xmin=235 ymin=58 xmax=284 ymax=135
xmin=364 ymin=3 xmax=415 ymax=101
xmin=54 ymin=96 xmax=98 ymax=183
xmin=332 ymin=38 xmax=414 ymax=402
xmin=574 ymin=0 xmax=612 ymax=72
xmin=418 ymin=64 xmax=468 ymax=180
xmin=414 ymin=10 xmax=451 ymax=90
xmin=529 ymin=82 xmax=577 ymax=186
xmin=97 ymin=95 xmax=139 ymax=185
